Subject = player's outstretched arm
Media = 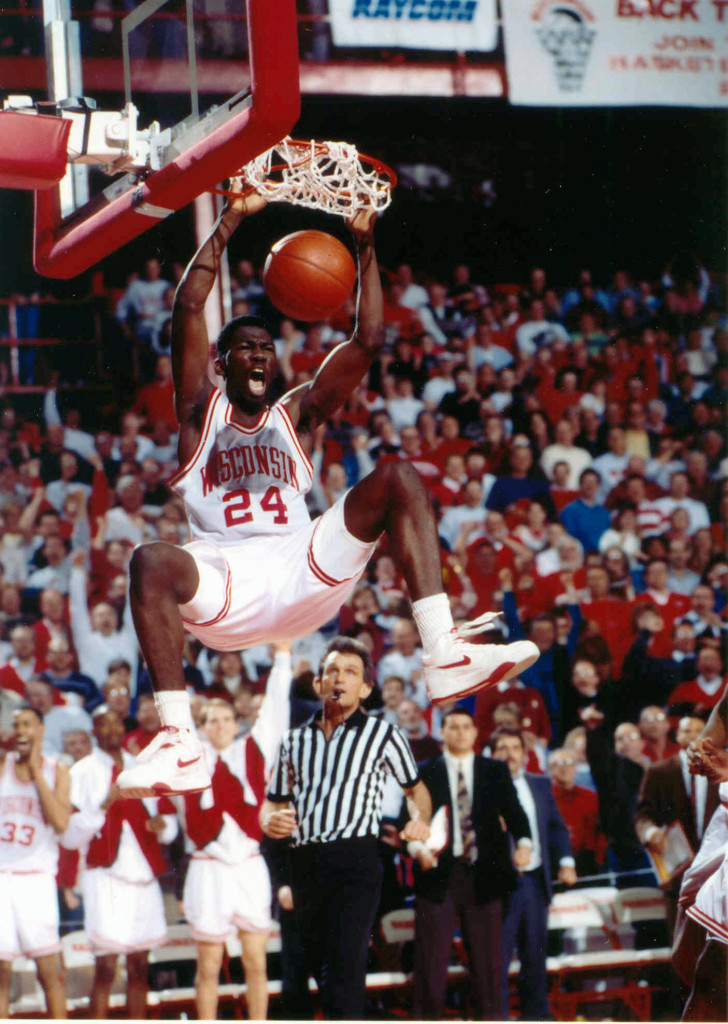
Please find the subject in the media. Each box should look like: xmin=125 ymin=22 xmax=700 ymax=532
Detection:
xmin=286 ymin=208 xmax=384 ymax=434
xmin=172 ymin=191 xmax=267 ymax=463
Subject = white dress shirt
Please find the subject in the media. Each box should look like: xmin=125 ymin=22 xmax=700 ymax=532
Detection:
xmin=680 ymin=748 xmax=708 ymax=842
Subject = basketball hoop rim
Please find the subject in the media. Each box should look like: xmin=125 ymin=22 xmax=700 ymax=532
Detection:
xmin=211 ymin=136 xmax=398 ymax=200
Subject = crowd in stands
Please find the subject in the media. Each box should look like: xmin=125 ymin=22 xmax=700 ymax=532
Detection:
xmin=1 ymin=244 xmax=727 ymax=1017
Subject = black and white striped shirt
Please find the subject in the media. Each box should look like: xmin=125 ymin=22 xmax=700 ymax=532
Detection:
xmin=268 ymin=709 xmax=419 ymax=846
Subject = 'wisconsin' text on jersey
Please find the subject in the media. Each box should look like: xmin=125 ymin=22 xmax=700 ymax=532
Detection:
xmin=200 ymin=442 xmax=300 ymax=496
xmin=170 ymin=390 xmax=315 ymax=545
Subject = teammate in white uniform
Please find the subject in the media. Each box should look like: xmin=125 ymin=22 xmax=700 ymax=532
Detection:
xmin=118 ymin=193 xmax=538 ymax=800
xmin=180 ymin=644 xmax=291 ymax=1019
xmin=676 ymin=689 xmax=728 ymax=1020
xmin=61 ymin=707 xmax=178 ymax=1019
xmin=0 ymin=706 xmax=70 ymax=1019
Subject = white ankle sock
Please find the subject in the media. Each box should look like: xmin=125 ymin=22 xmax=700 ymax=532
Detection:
xmin=412 ymin=594 xmax=454 ymax=653
xmin=155 ymin=691 xmax=194 ymax=730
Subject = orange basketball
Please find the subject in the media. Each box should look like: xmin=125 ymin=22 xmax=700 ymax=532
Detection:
xmin=263 ymin=230 xmax=357 ymax=322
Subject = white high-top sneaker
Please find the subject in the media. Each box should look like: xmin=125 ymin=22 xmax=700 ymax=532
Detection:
xmin=423 ymin=613 xmax=540 ymax=706
xmin=117 ymin=726 xmax=211 ymax=799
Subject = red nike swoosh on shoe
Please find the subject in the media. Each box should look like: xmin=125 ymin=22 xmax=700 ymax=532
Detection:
xmin=177 ymin=755 xmax=201 ymax=769
xmin=438 ymin=655 xmax=472 ymax=670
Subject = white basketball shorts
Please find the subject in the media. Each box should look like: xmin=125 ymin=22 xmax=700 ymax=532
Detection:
xmin=0 ymin=872 xmax=60 ymax=961
xmin=178 ymin=494 xmax=378 ymax=652
xmin=82 ymin=868 xmax=167 ymax=954
xmin=183 ymin=853 xmax=272 ymax=942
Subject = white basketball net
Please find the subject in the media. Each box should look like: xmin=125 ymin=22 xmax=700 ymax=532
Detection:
xmin=230 ymin=136 xmax=395 ymax=217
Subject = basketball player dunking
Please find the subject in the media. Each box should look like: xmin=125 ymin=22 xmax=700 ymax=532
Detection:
xmin=118 ymin=192 xmax=539 ymax=799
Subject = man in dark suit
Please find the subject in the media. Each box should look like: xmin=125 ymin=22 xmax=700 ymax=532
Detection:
xmin=492 ymin=725 xmax=576 ymax=1021
xmin=408 ymin=708 xmax=532 ymax=1020
xmin=635 ymin=714 xmax=720 ymax=935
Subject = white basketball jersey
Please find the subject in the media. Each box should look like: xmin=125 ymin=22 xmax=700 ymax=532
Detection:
xmin=170 ymin=390 xmax=314 ymax=546
xmin=0 ymin=754 xmax=60 ymax=874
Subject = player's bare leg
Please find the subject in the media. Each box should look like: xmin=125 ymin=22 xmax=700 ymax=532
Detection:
xmin=344 ymin=460 xmax=539 ymax=703
xmin=126 ymin=951 xmax=151 ymax=1019
xmin=0 ymin=960 xmax=11 ymax=1018
xmin=195 ymin=941 xmax=226 ymax=1019
xmin=241 ymin=929 xmax=270 ymax=1021
xmin=89 ymin=953 xmax=118 ymax=1018
xmin=34 ymin=953 xmax=66 ymax=1019
xmin=117 ymin=543 xmax=211 ymax=798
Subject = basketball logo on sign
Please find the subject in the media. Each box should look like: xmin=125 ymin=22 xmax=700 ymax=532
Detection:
xmin=263 ymin=230 xmax=357 ymax=322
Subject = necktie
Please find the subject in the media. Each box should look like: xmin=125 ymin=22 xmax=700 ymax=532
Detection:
xmin=456 ymin=767 xmax=477 ymax=864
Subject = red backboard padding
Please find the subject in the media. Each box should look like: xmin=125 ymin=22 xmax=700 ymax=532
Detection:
xmin=0 ymin=111 xmax=72 ymax=190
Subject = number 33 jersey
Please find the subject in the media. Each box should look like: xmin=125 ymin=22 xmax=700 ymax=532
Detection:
xmin=170 ymin=390 xmax=314 ymax=545
xmin=0 ymin=754 xmax=60 ymax=873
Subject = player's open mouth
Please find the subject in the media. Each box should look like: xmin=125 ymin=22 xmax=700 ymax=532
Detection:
xmin=249 ymin=368 xmax=266 ymax=395
xmin=15 ymin=738 xmax=31 ymax=753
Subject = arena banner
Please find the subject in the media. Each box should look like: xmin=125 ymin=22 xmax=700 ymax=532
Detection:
xmin=502 ymin=0 xmax=728 ymax=107
xmin=327 ymin=0 xmax=498 ymax=51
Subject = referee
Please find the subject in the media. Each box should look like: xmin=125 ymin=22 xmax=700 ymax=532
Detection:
xmin=260 ymin=635 xmax=431 ymax=1019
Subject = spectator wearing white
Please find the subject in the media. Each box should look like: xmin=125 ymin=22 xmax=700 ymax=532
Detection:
xmin=395 ymin=263 xmax=429 ymax=310
xmin=0 ymin=625 xmax=42 ymax=695
xmin=438 ymin=479 xmax=488 ymax=551
xmin=386 ymin=376 xmax=425 ymax=431
xmin=592 ymin=427 xmax=630 ymax=503
xmin=25 ymin=677 xmax=93 ymax=755
xmin=26 ymin=535 xmax=72 ymax=594
xmin=467 ymin=321 xmax=514 ymax=373
xmin=489 ymin=366 xmax=517 ymax=415
xmin=417 ymin=283 xmax=456 ymax=346
xmin=111 ymin=411 xmax=156 ymax=463
xmin=0 ymin=461 xmax=29 ymax=510
xmin=535 ymin=529 xmax=584 ymax=579
xmin=105 ymin=476 xmax=157 ymax=546
xmin=422 ymin=351 xmax=458 ymax=410
xmin=667 ymin=537 xmax=701 ymax=596
xmin=515 ymin=299 xmax=571 ymax=359
xmin=598 ymin=506 xmax=642 ymax=566
xmin=115 ymin=257 xmax=173 ymax=345
xmin=69 ymin=551 xmax=139 ymax=690
xmin=374 ymin=676 xmax=406 ymax=725
xmin=43 ymin=388 xmax=98 ymax=464
xmin=541 ymin=419 xmax=593 ymax=490
xmin=654 ymin=470 xmax=711 ymax=536
xmin=376 ymin=617 xmax=426 ymax=708
xmin=45 ymin=450 xmax=92 ymax=514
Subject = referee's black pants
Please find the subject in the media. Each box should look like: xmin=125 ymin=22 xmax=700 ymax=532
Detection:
xmin=290 ymin=836 xmax=383 ymax=1020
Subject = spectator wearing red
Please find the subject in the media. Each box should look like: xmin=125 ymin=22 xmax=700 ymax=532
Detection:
xmin=379 ymin=424 xmax=440 ymax=482
xmin=123 ymin=692 xmax=162 ymax=755
xmin=578 ymin=565 xmax=633 ymax=678
xmin=632 ymin=557 xmax=692 ymax=657
xmin=0 ymin=625 xmax=46 ymax=698
xmin=31 ymin=588 xmax=71 ymax=665
xmin=133 ymin=354 xmax=179 ymax=434
xmin=638 ymin=705 xmax=680 ymax=764
xmin=548 ymin=747 xmax=606 ymax=877
xmin=475 ymin=678 xmax=551 ymax=755
xmin=667 ymin=646 xmax=726 ymax=722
